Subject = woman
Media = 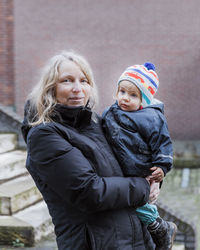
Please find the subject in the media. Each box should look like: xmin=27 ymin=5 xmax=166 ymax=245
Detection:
xmin=21 ymin=51 xmax=156 ymax=249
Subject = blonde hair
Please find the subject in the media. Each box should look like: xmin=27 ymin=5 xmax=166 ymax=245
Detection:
xmin=27 ymin=50 xmax=98 ymax=126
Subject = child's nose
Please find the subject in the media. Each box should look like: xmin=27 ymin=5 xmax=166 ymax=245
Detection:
xmin=123 ymin=94 xmax=129 ymax=101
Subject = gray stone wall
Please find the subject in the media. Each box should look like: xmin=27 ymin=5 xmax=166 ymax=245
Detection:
xmin=0 ymin=104 xmax=25 ymax=148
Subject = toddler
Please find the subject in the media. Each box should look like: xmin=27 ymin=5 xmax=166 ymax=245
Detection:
xmin=102 ymin=62 xmax=177 ymax=250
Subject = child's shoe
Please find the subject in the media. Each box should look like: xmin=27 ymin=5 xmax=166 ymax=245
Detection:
xmin=148 ymin=217 xmax=177 ymax=250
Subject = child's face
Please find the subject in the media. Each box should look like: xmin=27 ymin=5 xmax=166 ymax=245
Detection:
xmin=117 ymin=80 xmax=142 ymax=111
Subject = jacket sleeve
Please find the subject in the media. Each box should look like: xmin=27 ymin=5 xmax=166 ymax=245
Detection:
xmin=145 ymin=112 xmax=173 ymax=175
xmin=27 ymin=125 xmax=150 ymax=213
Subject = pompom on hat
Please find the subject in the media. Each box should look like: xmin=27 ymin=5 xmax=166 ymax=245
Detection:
xmin=118 ymin=62 xmax=159 ymax=107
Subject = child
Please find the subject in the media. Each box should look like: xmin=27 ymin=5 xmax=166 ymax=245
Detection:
xmin=102 ymin=62 xmax=177 ymax=250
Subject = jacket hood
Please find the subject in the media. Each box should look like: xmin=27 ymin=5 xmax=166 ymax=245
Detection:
xmin=21 ymin=100 xmax=35 ymax=144
xmin=21 ymin=101 xmax=92 ymax=143
xmin=145 ymin=98 xmax=164 ymax=114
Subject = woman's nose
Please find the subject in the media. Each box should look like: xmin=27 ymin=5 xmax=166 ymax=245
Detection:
xmin=72 ymin=81 xmax=82 ymax=92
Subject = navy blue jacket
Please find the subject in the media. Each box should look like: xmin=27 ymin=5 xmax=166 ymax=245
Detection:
xmin=21 ymin=103 xmax=155 ymax=250
xmin=102 ymin=102 xmax=173 ymax=178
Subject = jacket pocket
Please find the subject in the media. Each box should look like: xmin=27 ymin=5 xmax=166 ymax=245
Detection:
xmin=84 ymin=224 xmax=96 ymax=250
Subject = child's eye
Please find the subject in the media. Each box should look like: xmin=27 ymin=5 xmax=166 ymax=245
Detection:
xmin=120 ymin=89 xmax=125 ymax=94
xmin=131 ymin=93 xmax=139 ymax=97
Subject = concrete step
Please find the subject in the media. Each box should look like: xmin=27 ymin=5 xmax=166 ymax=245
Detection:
xmin=0 ymin=214 xmax=34 ymax=246
xmin=0 ymin=150 xmax=27 ymax=183
xmin=0 ymin=133 xmax=17 ymax=154
xmin=0 ymin=201 xmax=54 ymax=246
xmin=0 ymin=175 xmax=43 ymax=215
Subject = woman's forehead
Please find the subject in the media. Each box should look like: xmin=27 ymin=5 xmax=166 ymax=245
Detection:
xmin=58 ymin=60 xmax=85 ymax=78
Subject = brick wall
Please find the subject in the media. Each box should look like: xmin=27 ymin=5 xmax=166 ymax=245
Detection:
xmin=0 ymin=0 xmax=14 ymax=106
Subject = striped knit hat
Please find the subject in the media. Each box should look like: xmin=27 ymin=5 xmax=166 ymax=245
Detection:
xmin=118 ymin=62 xmax=159 ymax=107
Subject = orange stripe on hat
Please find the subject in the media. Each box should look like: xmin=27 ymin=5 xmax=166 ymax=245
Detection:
xmin=126 ymin=72 xmax=151 ymax=91
xmin=148 ymin=86 xmax=155 ymax=95
xmin=126 ymin=72 xmax=145 ymax=83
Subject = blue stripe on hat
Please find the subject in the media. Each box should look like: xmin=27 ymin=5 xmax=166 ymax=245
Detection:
xmin=142 ymin=92 xmax=151 ymax=105
xmin=130 ymin=68 xmax=158 ymax=89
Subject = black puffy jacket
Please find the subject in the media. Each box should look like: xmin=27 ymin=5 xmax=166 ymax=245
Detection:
xmin=21 ymin=104 xmax=155 ymax=250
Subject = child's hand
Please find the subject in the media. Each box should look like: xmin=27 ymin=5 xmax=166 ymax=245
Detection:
xmin=149 ymin=166 xmax=164 ymax=182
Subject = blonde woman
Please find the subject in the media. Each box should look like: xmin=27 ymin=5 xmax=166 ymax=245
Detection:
xmin=22 ymin=51 xmax=156 ymax=250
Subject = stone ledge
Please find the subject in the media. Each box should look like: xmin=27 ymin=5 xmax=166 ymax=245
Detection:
xmin=0 ymin=201 xmax=54 ymax=246
xmin=0 ymin=175 xmax=43 ymax=215
xmin=0 ymin=216 xmax=34 ymax=246
xmin=157 ymin=200 xmax=197 ymax=250
xmin=0 ymin=150 xmax=27 ymax=183
xmin=0 ymin=133 xmax=17 ymax=154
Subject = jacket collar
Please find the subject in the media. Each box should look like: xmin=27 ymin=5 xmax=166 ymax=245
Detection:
xmin=111 ymin=100 xmax=164 ymax=113
xmin=52 ymin=104 xmax=92 ymax=128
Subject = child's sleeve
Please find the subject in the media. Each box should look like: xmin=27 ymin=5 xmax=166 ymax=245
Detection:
xmin=146 ymin=113 xmax=173 ymax=175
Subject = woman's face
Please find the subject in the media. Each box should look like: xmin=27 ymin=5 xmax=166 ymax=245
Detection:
xmin=56 ymin=60 xmax=91 ymax=107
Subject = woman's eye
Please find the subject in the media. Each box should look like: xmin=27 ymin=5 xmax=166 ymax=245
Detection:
xmin=120 ymin=90 xmax=125 ymax=94
xmin=81 ymin=79 xmax=89 ymax=84
xmin=63 ymin=79 xmax=71 ymax=83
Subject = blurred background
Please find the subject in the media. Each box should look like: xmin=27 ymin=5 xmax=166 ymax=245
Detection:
xmin=0 ymin=0 xmax=200 ymax=249
xmin=1 ymin=0 xmax=200 ymax=140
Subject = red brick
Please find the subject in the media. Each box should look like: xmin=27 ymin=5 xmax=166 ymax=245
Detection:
xmin=0 ymin=0 xmax=14 ymax=106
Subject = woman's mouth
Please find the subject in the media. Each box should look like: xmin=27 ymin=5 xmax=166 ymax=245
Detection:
xmin=69 ymin=97 xmax=84 ymax=101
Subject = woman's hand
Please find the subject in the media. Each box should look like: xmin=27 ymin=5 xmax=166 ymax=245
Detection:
xmin=145 ymin=176 xmax=150 ymax=184
xmin=148 ymin=180 xmax=160 ymax=204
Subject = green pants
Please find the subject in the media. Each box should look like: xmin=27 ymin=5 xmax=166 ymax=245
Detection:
xmin=136 ymin=203 xmax=159 ymax=225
